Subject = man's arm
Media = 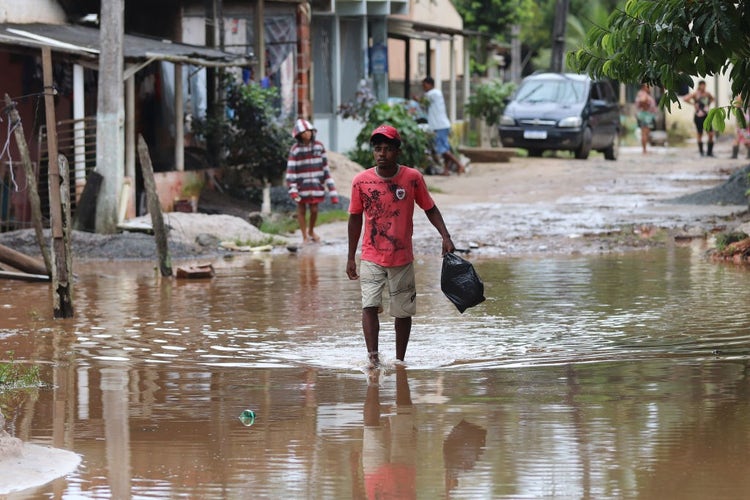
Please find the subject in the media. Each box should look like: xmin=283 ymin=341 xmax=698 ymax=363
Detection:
xmin=425 ymin=205 xmax=455 ymax=255
xmin=346 ymin=213 xmax=363 ymax=279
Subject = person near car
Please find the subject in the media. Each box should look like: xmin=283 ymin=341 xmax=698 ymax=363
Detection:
xmin=419 ymin=76 xmax=465 ymax=175
xmin=684 ymin=80 xmax=715 ymax=156
xmin=346 ymin=124 xmax=455 ymax=367
xmin=634 ymin=83 xmax=658 ymax=154
xmin=286 ymin=118 xmax=339 ymax=244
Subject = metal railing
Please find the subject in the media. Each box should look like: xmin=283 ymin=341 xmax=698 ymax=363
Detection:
xmin=0 ymin=116 xmax=97 ymax=233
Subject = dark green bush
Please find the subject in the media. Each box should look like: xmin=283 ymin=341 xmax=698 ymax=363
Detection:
xmin=348 ymin=102 xmax=432 ymax=170
xmin=193 ymin=78 xmax=292 ymax=186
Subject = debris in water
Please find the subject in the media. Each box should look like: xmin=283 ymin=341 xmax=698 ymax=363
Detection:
xmin=238 ymin=409 xmax=256 ymax=426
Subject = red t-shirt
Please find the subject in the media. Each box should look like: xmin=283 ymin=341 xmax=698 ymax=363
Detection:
xmin=349 ymin=165 xmax=435 ymax=267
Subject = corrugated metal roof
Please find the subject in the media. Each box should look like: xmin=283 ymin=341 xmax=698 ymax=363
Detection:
xmin=0 ymin=22 xmax=252 ymax=67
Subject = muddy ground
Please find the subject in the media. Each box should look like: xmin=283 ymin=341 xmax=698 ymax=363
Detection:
xmin=1 ymin=144 xmax=750 ymax=263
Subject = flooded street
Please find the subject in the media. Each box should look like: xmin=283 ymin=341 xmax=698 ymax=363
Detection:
xmin=3 ymin=240 xmax=750 ymax=498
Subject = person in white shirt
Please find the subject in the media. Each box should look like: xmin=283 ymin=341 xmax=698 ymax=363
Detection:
xmin=420 ymin=76 xmax=465 ymax=175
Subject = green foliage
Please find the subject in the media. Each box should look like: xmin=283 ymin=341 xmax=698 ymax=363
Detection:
xmin=452 ymin=0 xmax=538 ymax=74
xmin=715 ymin=231 xmax=749 ymax=252
xmin=568 ymin=0 xmax=750 ymax=121
xmin=193 ymin=78 xmax=293 ymax=185
xmin=0 ymin=352 xmax=41 ymax=391
xmin=452 ymin=0 xmax=621 ymax=75
xmin=465 ymin=80 xmax=516 ymax=127
xmin=532 ymin=0 xmax=614 ymax=72
xmin=347 ymin=103 xmax=432 ymax=171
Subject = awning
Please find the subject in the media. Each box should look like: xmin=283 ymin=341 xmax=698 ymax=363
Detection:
xmin=0 ymin=22 xmax=252 ymax=68
xmin=388 ymin=18 xmax=481 ymax=41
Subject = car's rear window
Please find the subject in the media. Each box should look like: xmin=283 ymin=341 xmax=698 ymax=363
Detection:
xmin=515 ymin=79 xmax=587 ymax=105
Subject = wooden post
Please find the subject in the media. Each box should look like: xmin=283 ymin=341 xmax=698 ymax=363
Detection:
xmin=3 ymin=93 xmax=51 ymax=273
xmin=42 ymin=47 xmax=73 ymax=318
xmin=137 ymin=134 xmax=172 ymax=277
xmin=54 ymin=154 xmax=74 ymax=317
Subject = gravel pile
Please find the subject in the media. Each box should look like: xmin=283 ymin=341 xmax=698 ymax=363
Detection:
xmin=670 ymin=164 xmax=750 ymax=205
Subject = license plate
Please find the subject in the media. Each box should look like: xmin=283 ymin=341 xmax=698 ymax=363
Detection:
xmin=523 ymin=130 xmax=547 ymax=140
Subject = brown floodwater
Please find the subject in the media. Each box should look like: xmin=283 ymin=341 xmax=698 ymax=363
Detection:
xmin=2 ymin=242 xmax=750 ymax=498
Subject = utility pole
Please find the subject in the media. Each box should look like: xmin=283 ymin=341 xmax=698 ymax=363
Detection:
xmin=510 ymin=24 xmax=521 ymax=84
xmin=205 ymin=0 xmax=220 ymax=162
xmin=296 ymin=1 xmax=312 ymax=118
xmin=550 ymin=0 xmax=570 ymax=73
xmin=95 ymin=0 xmax=125 ymax=233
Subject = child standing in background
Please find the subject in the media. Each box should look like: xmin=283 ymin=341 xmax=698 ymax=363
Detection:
xmin=286 ymin=119 xmax=339 ymax=244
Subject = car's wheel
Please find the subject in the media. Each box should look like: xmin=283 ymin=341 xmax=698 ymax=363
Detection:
xmin=527 ymin=149 xmax=543 ymax=157
xmin=603 ymin=132 xmax=620 ymax=161
xmin=574 ymin=127 xmax=592 ymax=159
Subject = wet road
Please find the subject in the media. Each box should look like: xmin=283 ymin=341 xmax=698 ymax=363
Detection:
xmin=3 ymin=241 xmax=750 ymax=497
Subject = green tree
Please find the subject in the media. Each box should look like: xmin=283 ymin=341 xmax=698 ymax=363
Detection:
xmin=452 ymin=0 xmax=621 ymax=76
xmin=533 ymin=0 xmax=615 ymax=71
xmin=451 ymin=0 xmax=538 ymax=74
xmin=568 ymin=0 xmax=750 ymax=130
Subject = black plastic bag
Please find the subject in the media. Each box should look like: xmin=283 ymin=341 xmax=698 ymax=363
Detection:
xmin=441 ymin=252 xmax=486 ymax=313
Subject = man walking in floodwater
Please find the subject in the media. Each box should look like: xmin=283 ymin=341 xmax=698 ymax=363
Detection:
xmin=346 ymin=124 xmax=455 ymax=366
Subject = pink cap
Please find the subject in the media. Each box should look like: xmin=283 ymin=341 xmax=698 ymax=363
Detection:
xmin=370 ymin=124 xmax=401 ymax=142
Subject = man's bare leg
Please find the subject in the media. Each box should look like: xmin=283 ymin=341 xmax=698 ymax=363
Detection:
xmin=395 ymin=316 xmax=412 ymax=361
xmin=443 ymin=151 xmax=465 ymax=174
xmin=363 ymin=307 xmax=380 ymax=366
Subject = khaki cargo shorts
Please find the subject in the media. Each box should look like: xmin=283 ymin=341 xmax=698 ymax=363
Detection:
xmin=359 ymin=260 xmax=416 ymax=318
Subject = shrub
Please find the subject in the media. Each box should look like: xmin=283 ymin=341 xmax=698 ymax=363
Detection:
xmin=338 ymin=79 xmax=432 ymax=171
xmin=348 ymin=102 xmax=432 ymax=170
xmin=465 ymin=80 xmax=516 ymax=127
xmin=193 ymin=78 xmax=293 ymax=187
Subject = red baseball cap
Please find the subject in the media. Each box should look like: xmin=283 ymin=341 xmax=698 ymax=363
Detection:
xmin=370 ymin=124 xmax=401 ymax=142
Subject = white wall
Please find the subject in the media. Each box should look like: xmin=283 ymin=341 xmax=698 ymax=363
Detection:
xmin=387 ymin=0 xmax=464 ymax=83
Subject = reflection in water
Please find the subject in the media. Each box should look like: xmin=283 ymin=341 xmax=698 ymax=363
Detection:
xmin=3 ymin=246 xmax=750 ymax=497
xmin=443 ymin=419 xmax=486 ymax=496
xmin=361 ymin=367 xmax=416 ymax=498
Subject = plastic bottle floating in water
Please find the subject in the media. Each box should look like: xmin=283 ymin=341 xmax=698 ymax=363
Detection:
xmin=239 ymin=409 xmax=256 ymax=426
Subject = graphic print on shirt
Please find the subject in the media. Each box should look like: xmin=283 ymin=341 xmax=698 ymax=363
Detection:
xmin=362 ymin=184 xmax=406 ymax=254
